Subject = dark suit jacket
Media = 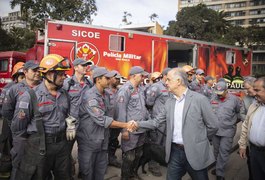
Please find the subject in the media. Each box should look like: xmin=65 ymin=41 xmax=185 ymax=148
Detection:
xmin=139 ymin=89 xmax=218 ymax=170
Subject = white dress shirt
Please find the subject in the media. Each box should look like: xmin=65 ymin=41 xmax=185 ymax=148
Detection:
xmin=172 ymin=89 xmax=187 ymax=145
xmin=249 ymin=106 xmax=265 ymax=147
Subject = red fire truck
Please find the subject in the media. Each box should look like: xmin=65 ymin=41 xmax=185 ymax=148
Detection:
xmin=0 ymin=19 xmax=252 ymax=91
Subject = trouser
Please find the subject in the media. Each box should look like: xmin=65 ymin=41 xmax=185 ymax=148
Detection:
xmin=0 ymin=117 xmax=12 ymax=173
xmin=67 ymin=140 xmax=76 ymax=180
xmin=167 ymin=143 xmax=208 ymax=180
xmin=78 ymin=148 xmax=108 ymax=180
xmin=17 ymin=134 xmax=71 ymax=180
xmin=121 ymin=146 xmax=143 ymax=179
xmin=10 ymin=136 xmax=26 ymax=180
xmin=249 ymin=143 xmax=265 ymax=180
xmin=212 ymin=135 xmax=233 ymax=177
xmin=108 ymin=128 xmax=121 ymax=158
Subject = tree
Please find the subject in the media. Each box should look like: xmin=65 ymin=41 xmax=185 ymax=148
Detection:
xmin=164 ymin=4 xmax=229 ymax=42
xmin=10 ymin=0 xmax=97 ymax=29
xmin=0 ymin=28 xmax=14 ymax=51
xmin=8 ymin=27 xmax=36 ymax=51
xmin=122 ymin=11 xmax=132 ymax=25
xmin=149 ymin=13 xmax=159 ymax=22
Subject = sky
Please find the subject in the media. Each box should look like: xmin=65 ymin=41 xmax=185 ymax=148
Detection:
xmin=0 ymin=0 xmax=179 ymax=29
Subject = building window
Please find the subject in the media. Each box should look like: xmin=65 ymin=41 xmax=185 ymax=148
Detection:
xmin=0 ymin=59 xmax=8 ymax=72
xmin=109 ymin=35 xmax=125 ymax=52
xmin=230 ymin=20 xmax=244 ymax=25
xmin=249 ymin=0 xmax=265 ymax=6
xmin=226 ymin=11 xmax=245 ymax=17
xmin=225 ymin=2 xmax=246 ymax=8
xmin=226 ymin=51 xmax=236 ymax=64
xmin=250 ymin=10 xmax=258 ymax=15
xmin=208 ymin=4 xmax=222 ymax=11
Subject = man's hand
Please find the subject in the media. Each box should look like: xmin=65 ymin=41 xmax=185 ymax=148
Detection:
xmin=65 ymin=115 xmax=77 ymax=141
xmin=239 ymin=148 xmax=246 ymax=159
xmin=121 ymin=131 xmax=130 ymax=140
xmin=127 ymin=120 xmax=138 ymax=132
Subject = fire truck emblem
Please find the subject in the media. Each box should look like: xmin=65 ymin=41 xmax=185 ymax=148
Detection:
xmin=70 ymin=42 xmax=100 ymax=65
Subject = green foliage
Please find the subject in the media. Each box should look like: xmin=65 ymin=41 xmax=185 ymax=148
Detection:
xmin=10 ymin=0 xmax=97 ymax=29
xmin=0 ymin=28 xmax=14 ymax=51
xmin=0 ymin=27 xmax=35 ymax=51
xmin=165 ymin=4 xmax=229 ymax=41
xmin=164 ymin=3 xmax=265 ymax=48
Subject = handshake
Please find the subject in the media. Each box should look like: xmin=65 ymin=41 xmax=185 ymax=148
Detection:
xmin=126 ymin=120 xmax=139 ymax=132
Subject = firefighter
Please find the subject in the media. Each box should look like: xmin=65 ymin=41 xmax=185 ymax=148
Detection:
xmin=114 ymin=66 xmax=149 ymax=180
xmin=0 ymin=62 xmax=25 ymax=178
xmin=63 ymin=58 xmax=93 ymax=179
xmin=190 ymin=68 xmax=205 ymax=93
xmin=145 ymin=70 xmax=169 ymax=177
xmin=181 ymin=65 xmax=195 ymax=84
xmin=13 ymin=54 xmax=73 ymax=180
xmin=2 ymin=60 xmax=41 ymax=180
xmin=77 ymin=67 xmax=137 ymax=180
xmin=106 ymin=70 xmax=123 ymax=168
xmin=0 ymin=62 xmax=25 ymax=117
xmin=202 ymin=75 xmax=215 ymax=100
xmin=210 ymin=81 xmax=244 ymax=180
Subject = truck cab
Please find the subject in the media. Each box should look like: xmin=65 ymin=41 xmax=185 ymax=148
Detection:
xmin=0 ymin=51 xmax=26 ymax=92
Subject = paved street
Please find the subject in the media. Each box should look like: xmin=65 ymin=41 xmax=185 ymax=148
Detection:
xmin=71 ymin=122 xmax=250 ymax=180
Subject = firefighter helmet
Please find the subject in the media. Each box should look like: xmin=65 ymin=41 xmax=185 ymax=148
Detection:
xmin=39 ymin=54 xmax=71 ymax=73
xmin=11 ymin=62 xmax=25 ymax=77
xmin=182 ymin=65 xmax=195 ymax=74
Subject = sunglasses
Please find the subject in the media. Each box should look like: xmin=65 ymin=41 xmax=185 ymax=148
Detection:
xmin=80 ymin=64 xmax=89 ymax=67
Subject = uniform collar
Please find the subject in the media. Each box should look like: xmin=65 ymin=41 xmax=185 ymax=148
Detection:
xmin=38 ymin=81 xmax=63 ymax=97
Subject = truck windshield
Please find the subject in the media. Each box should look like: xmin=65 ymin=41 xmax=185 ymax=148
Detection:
xmin=0 ymin=59 xmax=8 ymax=72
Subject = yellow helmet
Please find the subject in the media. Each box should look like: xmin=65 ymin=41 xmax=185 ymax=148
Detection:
xmin=39 ymin=54 xmax=71 ymax=73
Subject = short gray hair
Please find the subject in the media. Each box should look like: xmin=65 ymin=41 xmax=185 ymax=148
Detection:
xmin=256 ymin=76 xmax=265 ymax=89
xmin=170 ymin=68 xmax=188 ymax=87
xmin=244 ymin=76 xmax=256 ymax=86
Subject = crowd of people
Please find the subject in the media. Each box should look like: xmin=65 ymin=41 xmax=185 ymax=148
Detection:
xmin=0 ymin=54 xmax=264 ymax=180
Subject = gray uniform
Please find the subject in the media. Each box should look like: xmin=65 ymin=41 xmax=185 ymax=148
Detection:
xmin=190 ymin=79 xmax=203 ymax=93
xmin=0 ymin=82 xmax=15 ymax=117
xmin=210 ymin=94 xmax=243 ymax=177
xmin=77 ymin=85 xmax=113 ymax=180
xmin=14 ymin=81 xmax=71 ymax=180
xmin=105 ymin=87 xmax=118 ymax=118
xmin=2 ymin=80 xmax=32 ymax=180
xmin=145 ymin=81 xmax=169 ymax=145
xmin=201 ymin=84 xmax=213 ymax=100
xmin=63 ymin=75 xmax=92 ymax=119
xmin=114 ymin=81 xmax=148 ymax=152
xmin=2 ymin=80 xmax=31 ymax=127
xmin=114 ymin=81 xmax=148 ymax=179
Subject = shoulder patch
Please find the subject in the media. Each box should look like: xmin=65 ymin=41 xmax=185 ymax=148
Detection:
xmin=19 ymin=101 xmax=29 ymax=109
xmin=88 ymin=99 xmax=98 ymax=107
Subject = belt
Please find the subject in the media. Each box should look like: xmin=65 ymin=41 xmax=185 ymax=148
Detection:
xmin=172 ymin=143 xmax=184 ymax=150
xmin=250 ymin=142 xmax=265 ymax=151
xmin=45 ymin=133 xmax=66 ymax=144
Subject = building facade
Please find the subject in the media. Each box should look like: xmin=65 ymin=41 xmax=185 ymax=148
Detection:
xmin=178 ymin=0 xmax=265 ymax=27
xmin=1 ymin=11 xmax=27 ymax=31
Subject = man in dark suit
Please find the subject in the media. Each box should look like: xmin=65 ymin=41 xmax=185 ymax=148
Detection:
xmin=135 ymin=68 xmax=219 ymax=180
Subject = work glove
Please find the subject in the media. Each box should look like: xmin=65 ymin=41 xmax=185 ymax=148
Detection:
xmin=65 ymin=115 xmax=77 ymax=141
